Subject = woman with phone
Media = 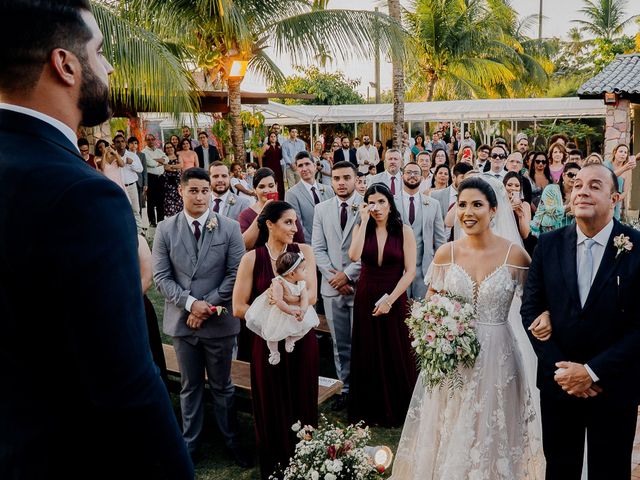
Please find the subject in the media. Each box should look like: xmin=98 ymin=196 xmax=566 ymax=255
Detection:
xmin=503 ymin=172 xmax=535 ymax=255
xmin=238 ymin=167 xmax=305 ymax=251
xmin=347 ymin=183 xmax=418 ymax=427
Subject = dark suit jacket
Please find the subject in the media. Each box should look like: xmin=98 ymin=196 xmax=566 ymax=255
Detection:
xmin=194 ymin=144 xmax=220 ymax=168
xmin=333 ymin=148 xmax=357 ymax=168
xmin=0 ymin=110 xmax=192 ymax=479
xmin=521 ymin=221 xmax=640 ymax=406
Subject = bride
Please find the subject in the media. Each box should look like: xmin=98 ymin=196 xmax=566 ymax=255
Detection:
xmin=391 ymin=175 xmax=547 ymax=479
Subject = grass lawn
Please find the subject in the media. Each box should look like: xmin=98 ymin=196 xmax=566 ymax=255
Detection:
xmin=146 ymin=284 xmax=402 ymax=479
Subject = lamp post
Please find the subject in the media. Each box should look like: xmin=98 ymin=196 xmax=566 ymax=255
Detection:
xmin=228 ymin=59 xmax=249 ymax=163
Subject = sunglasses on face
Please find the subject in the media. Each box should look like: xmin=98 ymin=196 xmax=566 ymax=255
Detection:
xmin=534 ymin=159 xmax=547 ymax=165
xmin=565 ymin=172 xmax=578 ymax=178
xmin=491 ymin=153 xmax=507 ymax=159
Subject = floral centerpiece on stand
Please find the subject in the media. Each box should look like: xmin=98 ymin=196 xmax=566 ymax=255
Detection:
xmin=405 ymin=293 xmax=480 ymax=393
xmin=272 ymin=415 xmax=385 ymax=480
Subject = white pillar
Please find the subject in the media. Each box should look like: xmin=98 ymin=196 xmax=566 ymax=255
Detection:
xmin=373 ymin=122 xmax=378 ymax=143
xmin=354 ymin=122 xmax=358 ymax=138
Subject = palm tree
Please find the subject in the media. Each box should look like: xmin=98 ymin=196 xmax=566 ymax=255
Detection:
xmin=124 ymin=0 xmax=406 ymax=163
xmin=573 ymin=0 xmax=638 ymax=41
xmin=388 ymin=0 xmax=404 ymax=148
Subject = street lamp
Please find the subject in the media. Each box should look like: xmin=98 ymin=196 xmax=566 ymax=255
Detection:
xmin=228 ymin=60 xmax=248 ymax=80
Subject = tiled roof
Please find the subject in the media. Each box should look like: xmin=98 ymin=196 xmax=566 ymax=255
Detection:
xmin=578 ymin=53 xmax=640 ymax=96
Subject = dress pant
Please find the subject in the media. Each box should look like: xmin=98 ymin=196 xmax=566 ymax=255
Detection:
xmin=173 ymin=335 xmax=239 ymax=453
xmin=147 ymin=173 xmax=164 ymax=225
xmin=125 ymin=182 xmax=143 ymax=233
xmin=323 ymin=294 xmax=354 ymax=393
xmin=541 ymin=392 xmax=637 ymax=480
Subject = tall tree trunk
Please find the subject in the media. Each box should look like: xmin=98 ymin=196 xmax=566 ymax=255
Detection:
xmin=427 ymin=76 xmax=437 ymax=102
xmin=228 ymin=78 xmax=245 ymax=164
xmin=388 ymin=0 xmax=404 ymax=149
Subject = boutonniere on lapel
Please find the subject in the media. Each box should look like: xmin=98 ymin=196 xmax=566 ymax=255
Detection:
xmin=227 ymin=194 xmax=237 ymax=206
xmin=206 ymin=216 xmax=218 ymax=232
xmin=351 ymin=202 xmax=359 ymax=214
xmin=319 ymin=185 xmax=326 ymax=195
xmin=613 ymin=234 xmax=633 ymax=258
xmin=210 ymin=305 xmax=228 ymax=316
xmin=421 ymin=194 xmax=430 ymax=206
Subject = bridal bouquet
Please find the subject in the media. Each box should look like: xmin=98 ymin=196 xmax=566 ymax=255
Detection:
xmin=272 ymin=416 xmax=384 ymax=480
xmin=406 ymin=293 xmax=480 ymax=393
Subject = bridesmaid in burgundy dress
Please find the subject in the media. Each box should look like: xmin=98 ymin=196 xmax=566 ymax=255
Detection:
xmin=348 ymin=183 xmax=418 ymax=427
xmin=260 ymin=132 xmax=285 ymax=201
xmin=233 ymin=201 xmax=319 ymax=479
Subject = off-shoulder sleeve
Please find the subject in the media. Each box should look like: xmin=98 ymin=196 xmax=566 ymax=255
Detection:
xmin=424 ymin=262 xmax=451 ymax=291
xmin=507 ymin=265 xmax=529 ymax=297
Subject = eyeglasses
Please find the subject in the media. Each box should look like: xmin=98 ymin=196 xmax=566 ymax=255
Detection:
xmin=491 ymin=153 xmax=507 ymax=159
xmin=565 ymin=172 xmax=578 ymax=178
xmin=404 ymin=171 xmax=422 ymax=177
xmin=534 ymin=159 xmax=547 ymax=165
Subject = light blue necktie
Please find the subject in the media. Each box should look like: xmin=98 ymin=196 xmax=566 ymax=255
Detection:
xmin=578 ymin=239 xmax=595 ymax=306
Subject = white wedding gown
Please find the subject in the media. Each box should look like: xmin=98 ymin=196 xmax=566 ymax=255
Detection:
xmin=391 ymin=244 xmax=545 ymax=479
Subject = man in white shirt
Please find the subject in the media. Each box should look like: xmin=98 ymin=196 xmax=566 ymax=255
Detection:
xmin=487 ymin=144 xmax=508 ymax=180
xmin=460 ymin=130 xmax=476 ymax=152
xmin=476 ymin=144 xmax=492 ymax=171
xmin=194 ymin=131 xmax=220 ymax=171
xmin=281 ymin=128 xmax=306 ymax=188
xmin=355 ymin=135 xmax=380 ymax=174
xmin=142 ymin=133 xmax=168 ymax=227
xmin=114 ymin=133 xmax=143 ymax=233
xmin=367 ymin=148 xmax=403 ymax=197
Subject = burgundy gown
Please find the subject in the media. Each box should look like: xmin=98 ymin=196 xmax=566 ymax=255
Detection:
xmin=249 ymin=244 xmax=319 ymax=479
xmin=261 ymin=144 xmax=285 ymax=201
xmin=348 ymin=221 xmax=418 ymax=427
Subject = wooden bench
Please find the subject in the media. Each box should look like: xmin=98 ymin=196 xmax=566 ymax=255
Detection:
xmin=162 ymin=344 xmax=342 ymax=405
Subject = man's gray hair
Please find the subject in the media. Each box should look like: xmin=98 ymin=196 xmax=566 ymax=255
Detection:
xmin=385 ymin=148 xmax=402 ymax=158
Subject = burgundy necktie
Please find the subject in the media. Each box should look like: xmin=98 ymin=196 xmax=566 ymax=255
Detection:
xmin=409 ymin=196 xmax=415 ymax=225
xmin=340 ymin=202 xmax=348 ymax=230
xmin=213 ymin=198 xmax=222 ymax=213
xmin=311 ymin=186 xmax=320 ymax=205
xmin=390 ymin=176 xmax=396 ymax=195
xmin=193 ymin=220 xmax=201 ymax=242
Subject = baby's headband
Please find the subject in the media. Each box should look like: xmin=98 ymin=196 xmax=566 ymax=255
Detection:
xmin=282 ymin=252 xmax=305 ymax=276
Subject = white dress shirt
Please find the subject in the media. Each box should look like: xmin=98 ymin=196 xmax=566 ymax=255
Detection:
xmin=121 ymin=150 xmax=143 ymax=185
xmin=0 ymin=103 xmax=79 ymax=151
xmin=183 ymin=209 xmax=211 ymax=312
xmin=575 ymin=219 xmax=614 ymax=382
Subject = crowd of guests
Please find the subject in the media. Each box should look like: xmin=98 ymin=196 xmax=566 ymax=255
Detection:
xmin=80 ymin=124 xmax=637 ymax=478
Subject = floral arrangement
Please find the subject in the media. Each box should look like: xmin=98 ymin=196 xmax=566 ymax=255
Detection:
xmin=405 ymin=293 xmax=480 ymax=393
xmin=209 ymin=305 xmax=227 ymax=315
xmin=613 ymin=233 xmax=633 ymax=258
xmin=206 ymin=216 xmax=218 ymax=231
xmin=272 ymin=416 xmax=384 ymax=480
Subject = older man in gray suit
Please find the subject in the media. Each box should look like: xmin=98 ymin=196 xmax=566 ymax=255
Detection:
xmin=285 ymin=151 xmax=335 ymax=243
xmin=366 ymin=147 xmax=403 ymax=197
xmin=208 ymin=161 xmax=252 ymax=221
xmin=312 ymin=160 xmax=362 ymax=411
xmin=152 ymin=167 xmax=250 ymax=468
xmin=396 ymin=162 xmax=447 ymax=298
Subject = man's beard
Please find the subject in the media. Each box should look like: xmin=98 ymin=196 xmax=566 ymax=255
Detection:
xmin=78 ymin=62 xmax=111 ymax=127
xmin=403 ymin=179 xmax=420 ymax=189
xmin=213 ymin=184 xmax=230 ymax=195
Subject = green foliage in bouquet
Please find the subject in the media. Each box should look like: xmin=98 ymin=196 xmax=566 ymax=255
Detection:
xmin=272 ymin=415 xmax=385 ymax=480
xmin=406 ymin=293 xmax=480 ymax=394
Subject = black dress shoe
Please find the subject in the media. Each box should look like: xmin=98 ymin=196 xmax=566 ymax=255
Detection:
xmin=227 ymin=446 xmax=254 ymax=469
xmin=331 ymin=392 xmax=349 ymax=412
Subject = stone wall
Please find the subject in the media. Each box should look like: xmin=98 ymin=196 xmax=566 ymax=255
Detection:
xmin=604 ymin=99 xmax=631 ymax=159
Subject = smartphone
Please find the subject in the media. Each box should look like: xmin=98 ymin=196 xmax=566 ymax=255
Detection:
xmin=266 ymin=192 xmax=279 ymax=201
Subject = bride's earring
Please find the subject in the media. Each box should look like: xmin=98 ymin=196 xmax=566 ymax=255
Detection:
xmin=490 ymin=216 xmax=496 ymax=228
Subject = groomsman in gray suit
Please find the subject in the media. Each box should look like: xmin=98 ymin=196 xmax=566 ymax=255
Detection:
xmin=397 ymin=162 xmax=447 ymax=298
xmin=285 ymin=151 xmax=335 ymax=243
xmin=152 ymin=167 xmax=251 ymax=468
xmin=209 ymin=161 xmax=252 ymax=221
xmin=312 ymin=161 xmax=362 ymax=411
xmin=366 ymin=148 xmax=403 ymax=197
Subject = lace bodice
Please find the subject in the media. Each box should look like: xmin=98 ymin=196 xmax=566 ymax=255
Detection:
xmin=425 ymin=245 xmax=528 ymax=326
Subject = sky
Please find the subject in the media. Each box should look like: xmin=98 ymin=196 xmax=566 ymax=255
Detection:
xmin=241 ymin=0 xmax=639 ymax=95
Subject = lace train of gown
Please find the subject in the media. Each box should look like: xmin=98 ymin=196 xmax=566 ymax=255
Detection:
xmin=391 ymin=249 xmax=545 ymax=480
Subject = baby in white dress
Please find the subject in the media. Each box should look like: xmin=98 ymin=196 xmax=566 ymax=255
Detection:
xmin=245 ymin=251 xmax=319 ymax=365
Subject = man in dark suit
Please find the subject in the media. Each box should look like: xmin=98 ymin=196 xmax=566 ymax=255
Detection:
xmin=521 ymin=163 xmax=640 ymax=479
xmin=333 ymin=135 xmax=357 ymax=168
xmin=0 ymin=2 xmax=193 ymax=478
xmin=194 ymin=130 xmax=220 ymax=170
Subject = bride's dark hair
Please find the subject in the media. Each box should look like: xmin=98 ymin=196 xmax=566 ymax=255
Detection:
xmin=457 ymin=177 xmax=498 ymax=208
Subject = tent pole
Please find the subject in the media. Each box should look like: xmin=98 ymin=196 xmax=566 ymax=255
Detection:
xmin=354 ymin=122 xmax=358 ymax=139
xmin=373 ymin=122 xmax=378 ymax=143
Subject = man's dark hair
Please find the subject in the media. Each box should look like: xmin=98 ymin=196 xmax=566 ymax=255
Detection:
xmin=246 ymin=162 xmax=258 ymax=169
xmin=295 ymin=150 xmax=311 ymax=164
xmin=77 ymin=137 xmax=89 ymax=148
xmin=477 ymin=144 xmax=491 ymax=153
xmin=582 ymin=163 xmax=620 ymax=194
xmin=210 ymin=160 xmax=226 ymax=169
xmin=0 ymin=1 xmax=93 ymax=93
xmin=127 ymin=136 xmax=139 ymax=144
xmin=569 ymin=148 xmax=583 ymax=158
xmin=332 ymin=160 xmax=357 ymax=174
xmin=180 ymin=167 xmax=209 ymax=186
xmin=453 ymin=162 xmax=473 ymax=177
xmin=197 ymin=131 xmax=208 ymax=138
xmin=112 ymin=134 xmax=125 ymax=142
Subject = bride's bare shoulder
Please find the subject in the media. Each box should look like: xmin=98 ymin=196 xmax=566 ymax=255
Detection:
xmin=433 ymin=241 xmax=454 ymax=264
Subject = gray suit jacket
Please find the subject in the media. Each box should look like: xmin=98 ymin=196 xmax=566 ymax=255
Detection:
xmin=285 ymin=181 xmax=335 ymax=243
xmin=366 ymin=170 xmax=402 ymax=198
xmin=429 ymin=185 xmax=454 ymax=221
xmin=312 ymin=195 xmax=362 ymax=298
xmin=395 ymin=191 xmax=447 ymax=298
xmin=211 ymin=192 xmax=252 ymax=222
xmin=152 ymin=211 xmax=245 ymax=338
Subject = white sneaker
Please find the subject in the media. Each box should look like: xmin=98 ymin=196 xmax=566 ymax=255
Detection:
xmin=268 ymin=351 xmax=280 ymax=365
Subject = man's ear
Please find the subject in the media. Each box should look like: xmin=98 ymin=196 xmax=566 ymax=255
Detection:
xmin=49 ymin=48 xmax=80 ymax=87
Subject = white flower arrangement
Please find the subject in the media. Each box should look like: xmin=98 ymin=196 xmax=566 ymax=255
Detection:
xmin=405 ymin=293 xmax=480 ymax=393
xmin=272 ymin=416 xmax=385 ymax=480
xmin=227 ymin=194 xmax=237 ymax=206
xmin=206 ymin=216 xmax=218 ymax=232
xmin=613 ymin=233 xmax=633 ymax=258
xmin=351 ymin=203 xmax=359 ymax=214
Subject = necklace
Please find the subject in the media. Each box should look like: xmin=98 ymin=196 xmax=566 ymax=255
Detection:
xmin=265 ymin=242 xmax=287 ymax=261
